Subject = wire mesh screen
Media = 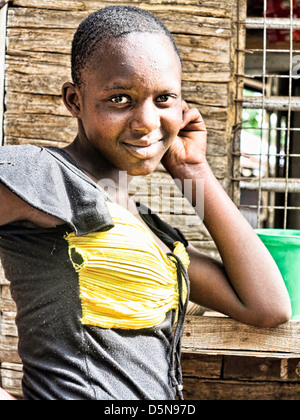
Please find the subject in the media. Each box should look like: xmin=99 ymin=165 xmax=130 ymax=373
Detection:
xmin=234 ymin=0 xmax=300 ymax=229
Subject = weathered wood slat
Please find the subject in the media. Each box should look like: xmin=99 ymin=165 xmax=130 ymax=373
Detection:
xmin=1 ymin=311 xmax=18 ymax=337
xmin=182 ymin=62 xmax=231 ymax=83
xmin=0 ymin=336 xmax=21 ymax=364
xmin=82 ymin=0 xmax=236 ymax=18
xmin=6 ymin=28 xmax=74 ymax=54
xmin=175 ymin=35 xmax=231 ymax=64
xmin=7 ymin=8 xmax=230 ymax=34
xmin=11 ymin=0 xmax=86 ymax=11
xmin=1 ymin=285 xmax=12 ymax=301
xmin=223 ymin=356 xmax=300 ymax=382
xmin=5 ymin=73 xmax=69 ymax=96
xmin=5 ymin=92 xmax=70 ymax=117
xmin=0 ymin=363 xmax=23 ymax=398
xmin=0 ymin=288 xmax=16 ymax=313
xmin=183 ymin=353 xmax=300 ymax=383
xmin=0 ymin=5 xmax=7 ymax=147
xmin=10 ymin=0 xmax=235 ymax=19
xmin=181 ymin=353 xmax=222 ymax=379
xmin=5 ymin=136 xmax=70 ymax=149
xmin=1 ymin=284 xmax=18 ymax=339
xmin=182 ymin=81 xmax=228 ymax=107
xmin=182 ymin=377 xmax=300 ymax=400
xmin=6 ymin=15 xmax=232 ymax=49
xmin=0 ymin=264 xmax=9 ymax=285
xmin=182 ymin=316 xmax=300 ymax=356
xmin=6 ymin=52 xmax=72 ymax=71
xmin=4 ymin=114 xmax=76 ymax=143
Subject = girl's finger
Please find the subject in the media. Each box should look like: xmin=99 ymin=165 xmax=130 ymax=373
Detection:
xmin=181 ymin=108 xmax=206 ymax=131
xmin=180 ymin=123 xmax=204 ymax=132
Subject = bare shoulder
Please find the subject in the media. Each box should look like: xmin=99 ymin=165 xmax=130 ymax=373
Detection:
xmin=0 ymin=182 xmax=26 ymax=225
xmin=0 ymin=182 xmax=64 ymax=228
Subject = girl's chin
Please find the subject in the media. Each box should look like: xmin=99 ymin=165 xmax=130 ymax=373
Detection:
xmin=99 ymin=158 xmax=160 ymax=178
xmin=126 ymin=164 xmax=159 ymax=177
xmin=116 ymin=155 xmax=164 ymax=177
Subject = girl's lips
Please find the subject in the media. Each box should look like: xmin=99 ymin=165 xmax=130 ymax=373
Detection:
xmin=122 ymin=141 xmax=164 ymax=159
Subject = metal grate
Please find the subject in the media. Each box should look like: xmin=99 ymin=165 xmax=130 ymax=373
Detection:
xmin=234 ymin=0 xmax=300 ymax=230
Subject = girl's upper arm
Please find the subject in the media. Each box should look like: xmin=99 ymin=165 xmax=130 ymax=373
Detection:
xmin=0 ymin=182 xmax=28 ymax=226
xmin=187 ymin=244 xmax=253 ymax=323
xmin=186 ymin=243 xmax=291 ymax=327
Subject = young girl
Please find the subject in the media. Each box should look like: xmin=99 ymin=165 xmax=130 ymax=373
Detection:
xmin=0 ymin=5 xmax=291 ymax=400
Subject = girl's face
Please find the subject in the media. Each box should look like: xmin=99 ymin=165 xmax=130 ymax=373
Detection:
xmin=76 ymin=33 xmax=183 ymax=176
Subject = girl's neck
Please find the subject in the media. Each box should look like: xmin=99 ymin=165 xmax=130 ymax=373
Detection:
xmin=64 ymin=135 xmax=133 ymax=196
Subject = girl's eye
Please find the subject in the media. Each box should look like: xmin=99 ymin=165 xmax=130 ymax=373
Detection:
xmin=156 ymin=94 xmax=177 ymax=105
xmin=110 ymin=95 xmax=131 ymax=105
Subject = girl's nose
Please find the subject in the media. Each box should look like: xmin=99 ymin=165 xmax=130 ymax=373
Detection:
xmin=129 ymin=100 xmax=161 ymax=134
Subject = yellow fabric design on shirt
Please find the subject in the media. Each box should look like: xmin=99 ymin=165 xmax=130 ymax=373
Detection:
xmin=65 ymin=201 xmax=189 ymax=330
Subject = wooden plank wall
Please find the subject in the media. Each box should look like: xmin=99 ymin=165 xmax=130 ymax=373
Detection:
xmin=182 ymin=353 xmax=300 ymax=400
xmin=181 ymin=316 xmax=300 ymax=400
xmin=0 ymin=0 xmax=247 ymax=399
xmin=0 ymin=5 xmax=8 ymax=146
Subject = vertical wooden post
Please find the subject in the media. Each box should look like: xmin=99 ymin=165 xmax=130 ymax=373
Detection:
xmin=0 ymin=4 xmax=8 ymax=393
xmin=0 ymin=4 xmax=8 ymax=147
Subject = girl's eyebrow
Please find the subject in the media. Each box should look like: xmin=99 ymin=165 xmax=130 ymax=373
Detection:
xmin=104 ymin=84 xmax=134 ymax=92
xmin=103 ymin=81 xmax=181 ymax=94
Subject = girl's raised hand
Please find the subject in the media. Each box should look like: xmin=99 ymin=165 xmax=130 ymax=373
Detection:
xmin=162 ymin=101 xmax=207 ymax=172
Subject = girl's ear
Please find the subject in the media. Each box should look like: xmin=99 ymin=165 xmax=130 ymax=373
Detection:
xmin=62 ymin=82 xmax=82 ymax=118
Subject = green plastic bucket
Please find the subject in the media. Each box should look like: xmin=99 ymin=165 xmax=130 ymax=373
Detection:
xmin=256 ymin=229 xmax=300 ymax=320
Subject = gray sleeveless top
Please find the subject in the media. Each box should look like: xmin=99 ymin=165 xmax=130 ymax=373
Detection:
xmin=0 ymin=145 xmax=190 ymax=400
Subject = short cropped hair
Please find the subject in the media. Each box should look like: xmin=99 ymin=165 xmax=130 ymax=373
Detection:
xmin=71 ymin=5 xmax=181 ymax=87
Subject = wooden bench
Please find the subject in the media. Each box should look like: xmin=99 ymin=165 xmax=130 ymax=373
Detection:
xmin=181 ymin=314 xmax=300 ymax=400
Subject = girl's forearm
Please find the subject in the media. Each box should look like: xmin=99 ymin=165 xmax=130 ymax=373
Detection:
xmin=171 ymin=161 xmax=256 ymax=243
xmin=170 ymin=160 xmax=292 ymax=325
